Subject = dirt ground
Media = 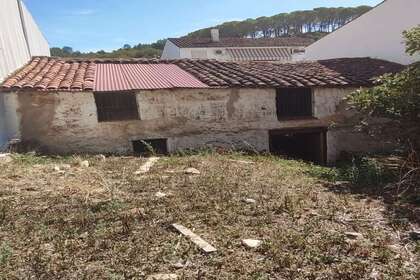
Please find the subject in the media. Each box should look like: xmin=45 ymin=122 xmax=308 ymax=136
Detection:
xmin=0 ymin=153 xmax=418 ymax=279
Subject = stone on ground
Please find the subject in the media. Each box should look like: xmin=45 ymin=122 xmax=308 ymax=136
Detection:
xmin=146 ymin=274 xmax=178 ymax=280
xmin=95 ymin=154 xmax=106 ymax=161
xmin=345 ymin=232 xmax=363 ymax=239
xmin=79 ymin=160 xmax=90 ymax=168
xmin=333 ymin=181 xmax=351 ymax=187
xmin=172 ymin=223 xmax=217 ymax=253
xmin=135 ymin=157 xmax=160 ymax=174
xmin=184 ymin=168 xmax=200 ymax=175
xmin=0 ymin=153 xmax=13 ymax=164
xmin=228 ymin=159 xmax=254 ymax=164
xmin=155 ymin=192 xmax=168 ymax=198
xmin=242 ymin=239 xmax=262 ymax=249
xmin=243 ymin=198 xmax=256 ymax=204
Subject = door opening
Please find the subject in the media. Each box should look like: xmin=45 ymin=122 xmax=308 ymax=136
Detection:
xmin=269 ymin=128 xmax=327 ymax=164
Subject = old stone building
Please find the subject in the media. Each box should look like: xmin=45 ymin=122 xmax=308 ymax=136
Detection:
xmin=0 ymin=56 xmax=403 ymax=164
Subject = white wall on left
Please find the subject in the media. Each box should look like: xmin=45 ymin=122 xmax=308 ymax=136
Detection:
xmin=0 ymin=0 xmax=49 ymax=148
xmin=0 ymin=0 xmax=50 ymax=82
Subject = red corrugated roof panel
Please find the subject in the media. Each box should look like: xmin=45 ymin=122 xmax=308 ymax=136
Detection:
xmin=94 ymin=63 xmax=208 ymax=91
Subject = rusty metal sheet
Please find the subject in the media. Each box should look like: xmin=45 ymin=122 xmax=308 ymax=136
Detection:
xmin=94 ymin=63 xmax=208 ymax=92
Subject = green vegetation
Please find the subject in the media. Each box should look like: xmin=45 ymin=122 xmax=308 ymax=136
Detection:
xmin=348 ymin=26 xmax=420 ymax=148
xmin=347 ymin=26 xmax=420 ymax=204
xmin=50 ymin=6 xmax=371 ymax=59
xmin=50 ymin=40 xmax=166 ymax=59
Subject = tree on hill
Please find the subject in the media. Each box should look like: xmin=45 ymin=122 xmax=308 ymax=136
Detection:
xmin=187 ymin=6 xmax=372 ymax=38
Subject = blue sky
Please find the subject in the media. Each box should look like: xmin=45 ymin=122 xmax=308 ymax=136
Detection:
xmin=24 ymin=0 xmax=383 ymax=52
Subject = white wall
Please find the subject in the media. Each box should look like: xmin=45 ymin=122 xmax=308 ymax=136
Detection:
xmin=161 ymin=40 xmax=181 ymax=59
xmin=0 ymin=0 xmax=30 ymax=82
xmin=0 ymin=0 xmax=50 ymax=83
xmin=0 ymin=93 xmax=20 ymax=150
xmin=0 ymin=0 xmax=49 ymax=148
xmin=181 ymin=47 xmax=232 ymax=60
xmin=162 ymin=41 xmax=298 ymax=61
xmin=305 ymin=0 xmax=420 ymax=65
xmin=20 ymin=1 xmax=50 ymax=57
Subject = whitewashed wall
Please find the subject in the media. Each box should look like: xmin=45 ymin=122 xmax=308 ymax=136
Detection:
xmin=305 ymin=0 xmax=420 ymax=65
xmin=20 ymin=1 xmax=50 ymax=57
xmin=161 ymin=42 xmax=297 ymax=61
xmin=0 ymin=0 xmax=30 ymax=82
xmin=0 ymin=0 xmax=49 ymax=149
xmin=0 ymin=0 xmax=50 ymax=82
xmin=161 ymin=40 xmax=181 ymax=59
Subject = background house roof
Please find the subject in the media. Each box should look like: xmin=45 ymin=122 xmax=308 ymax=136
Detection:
xmin=226 ymin=47 xmax=292 ymax=61
xmin=0 ymin=57 xmax=403 ymax=92
xmin=168 ymin=37 xmax=314 ymax=48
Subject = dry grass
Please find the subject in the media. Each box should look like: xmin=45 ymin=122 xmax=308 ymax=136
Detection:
xmin=0 ymin=152 xmax=418 ymax=279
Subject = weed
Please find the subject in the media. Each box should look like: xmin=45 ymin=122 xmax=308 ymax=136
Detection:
xmin=0 ymin=243 xmax=13 ymax=265
xmin=0 ymin=152 xmax=417 ymax=279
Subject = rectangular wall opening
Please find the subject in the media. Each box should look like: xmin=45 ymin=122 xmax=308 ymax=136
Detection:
xmin=269 ymin=128 xmax=327 ymax=164
xmin=132 ymin=139 xmax=168 ymax=156
xmin=276 ymin=88 xmax=313 ymax=119
xmin=94 ymin=92 xmax=139 ymax=122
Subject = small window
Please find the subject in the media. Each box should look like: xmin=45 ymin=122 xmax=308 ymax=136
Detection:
xmin=276 ymin=88 xmax=313 ymax=119
xmin=133 ymin=139 xmax=168 ymax=156
xmin=94 ymin=92 xmax=139 ymax=122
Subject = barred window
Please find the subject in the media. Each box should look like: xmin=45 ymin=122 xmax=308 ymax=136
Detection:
xmin=94 ymin=92 xmax=139 ymax=122
xmin=276 ymin=88 xmax=313 ymax=119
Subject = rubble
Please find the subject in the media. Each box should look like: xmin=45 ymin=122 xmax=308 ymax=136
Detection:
xmin=0 ymin=153 xmax=13 ymax=164
xmin=172 ymin=224 xmax=217 ymax=253
xmin=134 ymin=157 xmax=160 ymax=174
xmin=155 ymin=192 xmax=168 ymax=198
xmin=184 ymin=168 xmax=200 ymax=175
xmin=146 ymin=274 xmax=178 ymax=280
xmin=79 ymin=160 xmax=90 ymax=168
xmin=345 ymin=232 xmax=364 ymax=240
xmin=242 ymin=239 xmax=262 ymax=249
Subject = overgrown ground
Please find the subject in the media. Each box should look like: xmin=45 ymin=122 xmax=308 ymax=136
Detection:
xmin=0 ymin=152 xmax=418 ymax=279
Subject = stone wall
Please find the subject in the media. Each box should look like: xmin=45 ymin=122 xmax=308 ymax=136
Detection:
xmin=3 ymin=88 xmax=322 ymax=154
xmin=1 ymin=86 xmax=396 ymax=162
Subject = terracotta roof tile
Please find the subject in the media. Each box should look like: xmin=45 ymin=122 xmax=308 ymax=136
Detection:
xmin=0 ymin=57 xmax=404 ymax=92
xmin=168 ymin=37 xmax=314 ymax=48
xmin=1 ymin=58 xmax=96 ymax=92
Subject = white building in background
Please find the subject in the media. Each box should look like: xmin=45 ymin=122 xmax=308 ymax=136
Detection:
xmin=304 ymin=0 xmax=420 ymax=65
xmin=162 ymin=29 xmax=313 ymax=62
xmin=0 ymin=0 xmax=50 ymax=148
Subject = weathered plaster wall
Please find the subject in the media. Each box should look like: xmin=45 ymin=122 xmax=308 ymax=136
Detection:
xmin=6 ymin=86 xmax=397 ymax=162
xmin=11 ymin=88 xmax=323 ymax=154
xmin=313 ymin=87 xmax=356 ymax=119
xmin=313 ymin=87 xmax=398 ymax=162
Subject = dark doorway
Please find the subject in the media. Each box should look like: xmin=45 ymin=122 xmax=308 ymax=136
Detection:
xmin=132 ymin=139 xmax=168 ymax=156
xmin=269 ymin=128 xmax=327 ymax=164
